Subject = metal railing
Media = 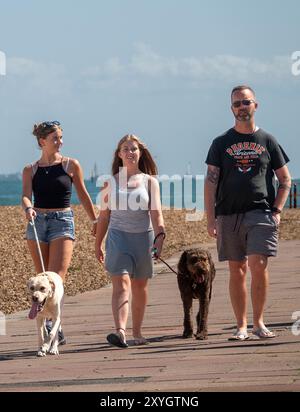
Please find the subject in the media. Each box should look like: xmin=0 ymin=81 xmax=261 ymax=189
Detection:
xmin=289 ymin=182 xmax=299 ymax=208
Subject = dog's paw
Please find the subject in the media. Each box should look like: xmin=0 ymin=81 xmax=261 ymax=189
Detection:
xmin=37 ymin=349 xmax=47 ymax=357
xmin=195 ymin=332 xmax=208 ymax=340
xmin=182 ymin=330 xmax=193 ymax=338
xmin=49 ymin=347 xmax=59 ymax=356
xmin=41 ymin=343 xmax=50 ymax=353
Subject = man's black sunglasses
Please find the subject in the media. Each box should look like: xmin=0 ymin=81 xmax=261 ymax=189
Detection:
xmin=42 ymin=121 xmax=61 ymax=127
xmin=232 ymin=99 xmax=255 ymax=108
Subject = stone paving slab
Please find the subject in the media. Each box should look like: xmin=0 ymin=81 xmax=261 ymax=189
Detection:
xmin=0 ymin=240 xmax=300 ymax=392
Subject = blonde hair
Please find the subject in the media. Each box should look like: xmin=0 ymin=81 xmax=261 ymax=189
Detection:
xmin=32 ymin=122 xmax=62 ymax=147
xmin=112 ymin=134 xmax=158 ymax=176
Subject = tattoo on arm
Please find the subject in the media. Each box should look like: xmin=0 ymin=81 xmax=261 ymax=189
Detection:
xmin=206 ymin=167 xmax=220 ymax=185
xmin=278 ymin=183 xmax=291 ymax=191
xmin=278 ymin=176 xmax=292 ymax=192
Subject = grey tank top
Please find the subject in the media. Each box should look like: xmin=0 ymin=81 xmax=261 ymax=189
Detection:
xmin=108 ymin=174 xmax=153 ymax=233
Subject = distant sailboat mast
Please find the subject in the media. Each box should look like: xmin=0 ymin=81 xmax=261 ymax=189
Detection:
xmin=90 ymin=162 xmax=99 ymax=183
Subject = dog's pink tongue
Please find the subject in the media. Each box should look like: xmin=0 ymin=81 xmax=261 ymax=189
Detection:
xmin=28 ymin=302 xmax=39 ymax=320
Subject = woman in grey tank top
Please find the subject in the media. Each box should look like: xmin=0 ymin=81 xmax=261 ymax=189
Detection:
xmin=95 ymin=134 xmax=165 ymax=348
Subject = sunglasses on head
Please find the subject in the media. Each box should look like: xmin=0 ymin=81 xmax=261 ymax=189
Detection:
xmin=42 ymin=120 xmax=61 ymax=128
xmin=232 ymin=99 xmax=255 ymax=108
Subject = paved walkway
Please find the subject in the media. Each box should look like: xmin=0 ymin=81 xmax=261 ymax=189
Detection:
xmin=0 ymin=240 xmax=300 ymax=392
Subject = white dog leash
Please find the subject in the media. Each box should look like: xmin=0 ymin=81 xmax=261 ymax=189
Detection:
xmin=30 ymin=217 xmax=46 ymax=273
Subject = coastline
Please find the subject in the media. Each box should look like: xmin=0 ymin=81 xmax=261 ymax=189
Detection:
xmin=0 ymin=206 xmax=299 ymax=315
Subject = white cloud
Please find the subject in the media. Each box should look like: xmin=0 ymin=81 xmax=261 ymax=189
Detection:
xmin=130 ymin=43 xmax=179 ymax=77
xmin=82 ymin=57 xmax=123 ymax=77
xmin=130 ymin=46 xmax=291 ymax=80
xmin=8 ymin=57 xmax=66 ymax=78
xmin=80 ymin=44 xmax=292 ymax=87
xmin=5 ymin=57 xmax=72 ymax=99
xmin=104 ymin=57 xmax=124 ymax=76
xmin=4 ymin=47 xmax=293 ymax=95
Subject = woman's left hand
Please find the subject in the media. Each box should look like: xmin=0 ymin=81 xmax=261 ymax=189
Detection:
xmin=152 ymin=236 xmax=164 ymax=260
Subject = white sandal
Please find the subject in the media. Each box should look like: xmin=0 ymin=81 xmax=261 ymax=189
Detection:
xmin=228 ymin=330 xmax=249 ymax=341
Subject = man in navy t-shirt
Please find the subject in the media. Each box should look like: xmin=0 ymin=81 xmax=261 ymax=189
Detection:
xmin=204 ymin=85 xmax=291 ymax=341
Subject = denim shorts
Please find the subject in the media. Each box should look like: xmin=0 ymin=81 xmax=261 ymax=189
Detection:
xmin=26 ymin=210 xmax=75 ymax=243
xmin=216 ymin=209 xmax=278 ymax=261
xmin=105 ymin=228 xmax=154 ymax=279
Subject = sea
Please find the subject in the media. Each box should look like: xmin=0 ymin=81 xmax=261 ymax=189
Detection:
xmin=0 ymin=177 xmax=100 ymax=206
xmin=0 ymin=174 xmax=205 ymax=209
xmin=0 ymin=175 xmax=299 ymax=209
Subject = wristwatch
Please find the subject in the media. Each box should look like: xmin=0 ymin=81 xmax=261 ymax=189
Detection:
xmin=271 ymin=206 xmax=282 ymax=214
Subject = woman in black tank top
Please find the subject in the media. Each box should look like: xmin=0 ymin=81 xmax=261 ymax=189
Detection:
xmin=22 ymin=121 xmax=98 ymax=344
xmin=22 ymin=120 xmax=98 ymax=277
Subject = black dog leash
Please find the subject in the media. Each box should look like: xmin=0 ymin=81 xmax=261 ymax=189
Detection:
xmin=151 ymin=232 xmax=178 ymax=275
xmin=157 ymin=256 xmax=178 ymax=275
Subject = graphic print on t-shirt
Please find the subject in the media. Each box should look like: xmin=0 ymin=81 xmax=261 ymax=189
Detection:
xmin=226 ymin=142 xmax=266 ymax=174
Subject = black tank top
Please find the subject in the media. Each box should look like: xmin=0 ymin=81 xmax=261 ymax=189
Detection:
xmin=32 ymin=163 xmax=73 ymax=209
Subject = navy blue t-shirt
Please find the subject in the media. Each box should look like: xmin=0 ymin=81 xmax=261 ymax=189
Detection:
xmin=205 ymin=128 xmax=289 ymax=216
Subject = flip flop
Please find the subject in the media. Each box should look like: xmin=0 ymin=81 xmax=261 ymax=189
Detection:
xmin=252 ymin=327 xmax=275 ymax=339
xmin=133 ymin=336 xmax=149 ymax=346
xmin=107 ymin=332 xmax=128 ymax=348
xmin=228 ymin=330 xmax=249 ymax=341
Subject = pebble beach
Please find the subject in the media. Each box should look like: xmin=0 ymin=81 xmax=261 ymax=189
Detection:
xmin=0 ymin=206 xmax=299 ymax=315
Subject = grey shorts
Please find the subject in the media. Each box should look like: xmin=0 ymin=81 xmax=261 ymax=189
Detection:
xmin=216 ymin=209 xmax=279 ymax=261
xmin=105 ymin=229 xmax=154 ymax=279
xmin=26 ymin=210 xmax=75 ymax=243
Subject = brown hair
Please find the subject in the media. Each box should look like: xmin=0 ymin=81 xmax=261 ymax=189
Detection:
xmin=112 ymin=134 xmax=158 ymax=176
xmin=32 ymin=122 xmax=62 ymax=147
xmin=231 ymin=85 xmax=256 ymax=99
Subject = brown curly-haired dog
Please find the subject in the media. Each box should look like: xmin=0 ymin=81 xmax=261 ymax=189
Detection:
xmin=177 ymin=248 xmax=215 ymax=340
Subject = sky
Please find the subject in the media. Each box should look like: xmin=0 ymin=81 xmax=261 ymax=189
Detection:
xmin=0 ymin=0 xmax=299 ymax=178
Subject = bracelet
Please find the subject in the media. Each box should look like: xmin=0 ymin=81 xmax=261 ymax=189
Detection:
xmin=25 ymin=206 xmax=33 ymax=213
xmin=271 ymin=206 xmax=282 ymax=214
xmin=153 ymin=232 xmax=166 ymax=244
xmin=91 ymin=219 xmax=98 ymax=224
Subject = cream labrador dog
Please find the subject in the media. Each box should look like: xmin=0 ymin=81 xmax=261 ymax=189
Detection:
xmin=27 ymin=271 xmax=64 ymax=357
